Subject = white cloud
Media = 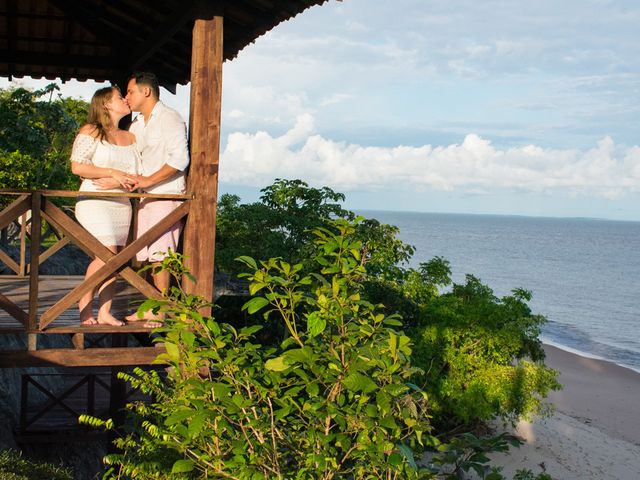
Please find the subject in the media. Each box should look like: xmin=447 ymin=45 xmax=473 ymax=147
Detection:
xmin=319 ymin=93 xmax=354 ymax=106
xmin=221 ymin=114 xmax=640 ymax=198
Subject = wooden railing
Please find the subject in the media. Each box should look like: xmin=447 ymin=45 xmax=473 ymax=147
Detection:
xmin=0 ymin=189 xmax=192 ymax=333
xmin=18 ymin=371 xmax=151 ymax=435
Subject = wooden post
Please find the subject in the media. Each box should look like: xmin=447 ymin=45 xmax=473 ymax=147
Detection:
xmin=108 ymin=334 xmax=128 ymax=453
xmin=182 ymin=10 xmax=223 ymax=313
xmin=27 ymin=193 xmax=41 ymax=346
xmin=19 ymin=211 xmax=27 ymax=276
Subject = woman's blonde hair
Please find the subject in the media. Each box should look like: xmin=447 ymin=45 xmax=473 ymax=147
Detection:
xmin=85 ymin=86 xmax=119 ymax=141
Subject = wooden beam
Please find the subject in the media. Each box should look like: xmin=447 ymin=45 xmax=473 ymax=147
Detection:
xmin=0 ymin=249 xmax=20 ymax=275
xmin=48 ymin=0 xmax=129 ymax=49
xmin=0 ymin=346 xmax=165 ymax=368
xmin=182 ymin=13 xmax=223 ymax=312
xmin=0 ymin=51 xmax=122 ymax=70
xmin=35 ymin=236 xmax=71 ymax=271
xmin=27 ymin=193 xmax=41 ymax=333
xmin=0 ymin=194 xmax=30 ymax=230
xmin=0 ymin=290 xmax=29 ymax=327
xmin=7 ymin=0 xmax=17 ymax=78
xmin=128 ymin=0 xmax=196 ymax=70
xmin=19 ymin=211 xmax=27 ymax=276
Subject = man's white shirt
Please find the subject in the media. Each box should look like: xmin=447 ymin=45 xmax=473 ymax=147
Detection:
xmin=129 ymin=101 xmax=189 ymax=194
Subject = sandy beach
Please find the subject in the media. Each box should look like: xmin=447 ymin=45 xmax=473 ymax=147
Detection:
xmin=491 ymin=344 xmax=640 ymax=479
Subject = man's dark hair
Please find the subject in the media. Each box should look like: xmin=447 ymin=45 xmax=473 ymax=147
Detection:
xmin=129 ymin=72 xmax=160 ymax=99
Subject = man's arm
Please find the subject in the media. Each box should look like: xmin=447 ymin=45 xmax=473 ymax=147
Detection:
xmin=133 ymin=163 xmax=179 ymax=190
xmin=162 ymin=110 xmax=189 ymax=171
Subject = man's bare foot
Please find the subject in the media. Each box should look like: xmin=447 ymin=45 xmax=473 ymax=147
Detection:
xmin=143 ymin=321 xmax=163 ymax=329
xmin=81 ymin=317 xmax=98 ymax=326
xmin=125 ymin=311 xmax=160 ymax=322
xmin=96 ymin=313 xmax=125 ymax=326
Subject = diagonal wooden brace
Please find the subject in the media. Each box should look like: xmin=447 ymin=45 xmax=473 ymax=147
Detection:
xmin=41 ymin=199 xmax=163 ymax=299
xmin=0 ymin=195 xmax=31 ymax=275
xmin=0 ymin=249 xmax=20 ymax=274
xmin=0 ymin=291 xmax=29 ymax=328
xmin=39 ymin=200 xmax=190 ymax=329
xmin=0 ymin=194 xmax=30 ymax=230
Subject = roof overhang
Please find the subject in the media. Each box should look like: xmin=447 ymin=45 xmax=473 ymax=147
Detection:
xmin=0 ymin=0 xmax=328 ymax=92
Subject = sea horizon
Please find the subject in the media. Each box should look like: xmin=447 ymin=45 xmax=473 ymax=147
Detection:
xmin=356 ymin=207 xmax=640 ymax=225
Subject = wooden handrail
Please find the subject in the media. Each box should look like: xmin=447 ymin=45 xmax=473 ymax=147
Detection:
xmin=0 ymin=188 xmax=192 ymax=200
xmin=0 ymin=189 xmax=193 ymax=333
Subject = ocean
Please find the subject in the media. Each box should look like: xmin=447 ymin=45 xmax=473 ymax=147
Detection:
xmin=358 ymin=210 xmax=640 ymax=372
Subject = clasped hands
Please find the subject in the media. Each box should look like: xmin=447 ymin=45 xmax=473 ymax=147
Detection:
xmin=93 ymin=173 xmax=153 ymax=191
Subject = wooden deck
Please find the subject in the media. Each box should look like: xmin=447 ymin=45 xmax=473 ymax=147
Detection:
xmin=0 ymin=275 xmax=156 ymax=334
xmin=0 ymin=275 xmax=166 ymax=368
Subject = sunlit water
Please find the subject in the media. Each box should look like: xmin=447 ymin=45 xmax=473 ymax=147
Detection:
xmin=358 ymin=210 xmax=640 ymax=372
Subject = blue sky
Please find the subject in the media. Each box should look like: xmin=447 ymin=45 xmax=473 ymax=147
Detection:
xmin=3 ymin=0 xmax=640 ymax=220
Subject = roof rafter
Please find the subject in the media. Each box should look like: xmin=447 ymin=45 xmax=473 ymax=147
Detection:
xmin=128 ymin=0 xmax=196 ymax=71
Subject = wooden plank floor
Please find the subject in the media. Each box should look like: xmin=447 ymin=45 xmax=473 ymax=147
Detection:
xmin=0 ymin=275 xmax=155 ymax=334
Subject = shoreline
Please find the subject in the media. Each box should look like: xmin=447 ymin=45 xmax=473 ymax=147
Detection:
xmin=490 ymin=343 xmax=640 ymax=479
xmin=541 ymin=338 xmax=640 ymax=374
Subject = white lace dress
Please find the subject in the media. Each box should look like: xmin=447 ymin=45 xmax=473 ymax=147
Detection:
xmin=71 ymin=133 xmax=140 ymax=246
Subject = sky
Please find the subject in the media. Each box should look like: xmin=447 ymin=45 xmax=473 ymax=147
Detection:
xmin=3 ymin=0 xmax=640 ymax=220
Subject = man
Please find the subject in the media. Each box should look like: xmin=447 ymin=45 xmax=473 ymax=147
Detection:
xmin=124 ymin=72 xmax=189 ymax=323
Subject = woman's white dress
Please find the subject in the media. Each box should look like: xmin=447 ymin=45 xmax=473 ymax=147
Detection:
xmin=70 ymin=133 xmax=140 ymax=246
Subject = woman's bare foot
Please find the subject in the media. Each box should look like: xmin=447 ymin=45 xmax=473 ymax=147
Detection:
xmin=96 ymin=313 xmax=125 ymax=326
xmin=81 ymin=317 xmax=98 ymax=326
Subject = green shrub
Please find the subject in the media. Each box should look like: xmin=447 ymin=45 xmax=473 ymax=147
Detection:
xmin=410 ymin=274 xmax=560 ymax=428
xmin=364 ymin=257 xmax=560 ymax=430
xmin=0 ymin=449 xmax=72 ymax=480
xmin=82 ymin=220 xmax=530 ymax=479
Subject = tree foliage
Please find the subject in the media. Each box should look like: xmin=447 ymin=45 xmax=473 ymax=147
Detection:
xmin=216 ymin=181 xmax=560 ymax=432
xmin=362 ymin=257 xmax=559 ymax=430
xmin=82 ymin=224 xmax=536 ymax=479
xmin=215 ymin=178 xmax=414 ymax=277
xmin=0 ymin=83 xmax=86 ymax=192
xmin=85 ymin=225 xmax=435 ymax=479
xmin=216 ymin=179 xmax=353 ymax=273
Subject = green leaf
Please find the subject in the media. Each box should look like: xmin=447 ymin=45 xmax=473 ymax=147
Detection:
xmin=188 ymin=412 xmax=206 ymax=437
xmin=306 ymin=312 xmax=326 ymax=338
xmin=164 ymin=342 xmax=179 ymax=362
xmin=383 ymin=318 xmax=403 ymax=327
xmin=389 ymin=331 xmax=397 ymax=357
xmin=284 ymin=347 xmax=314 ymax=365
xmin=236 ymin=255 xmax=257 ymax=270
xmin=212 ymin=382 xmax=232 ymax=399
xmin=171 ymin=459 xmax=194 ymax=473
xmin=165 ymin=409 xmax=192 ymax=426
xmin=242 ymin=296 xmax=269 ymax=314
xmin=397 ymin=443 xmax=417 ymax=469
xmin=265 ymin=356 xmax=289 ymax=371
xmin=249 ymin=282 xmax=267 ymax=295
xmin=379 ymin=416 xmax=398 ymax=429
xmin=342 ymin=373 xmax=377 ymax=393
xmin=305 ymin=382 xmax=320 ymax=397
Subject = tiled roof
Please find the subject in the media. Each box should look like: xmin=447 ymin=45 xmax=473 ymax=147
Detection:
xmin=0 ymin=0 xmax=328 ymax=92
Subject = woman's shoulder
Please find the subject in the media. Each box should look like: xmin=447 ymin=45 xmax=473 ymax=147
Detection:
xmin=77 ymin=124 xmax=100 ymax=138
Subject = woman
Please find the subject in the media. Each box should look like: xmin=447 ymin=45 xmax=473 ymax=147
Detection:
xmin=70 ymin=86 xmax=139 ymax=326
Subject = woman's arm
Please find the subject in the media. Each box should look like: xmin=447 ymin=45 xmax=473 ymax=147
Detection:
xmin=70 ymin=126 xmax=135 ymax=189
xmin=72 ymin=162 xmax=135 ymax=190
